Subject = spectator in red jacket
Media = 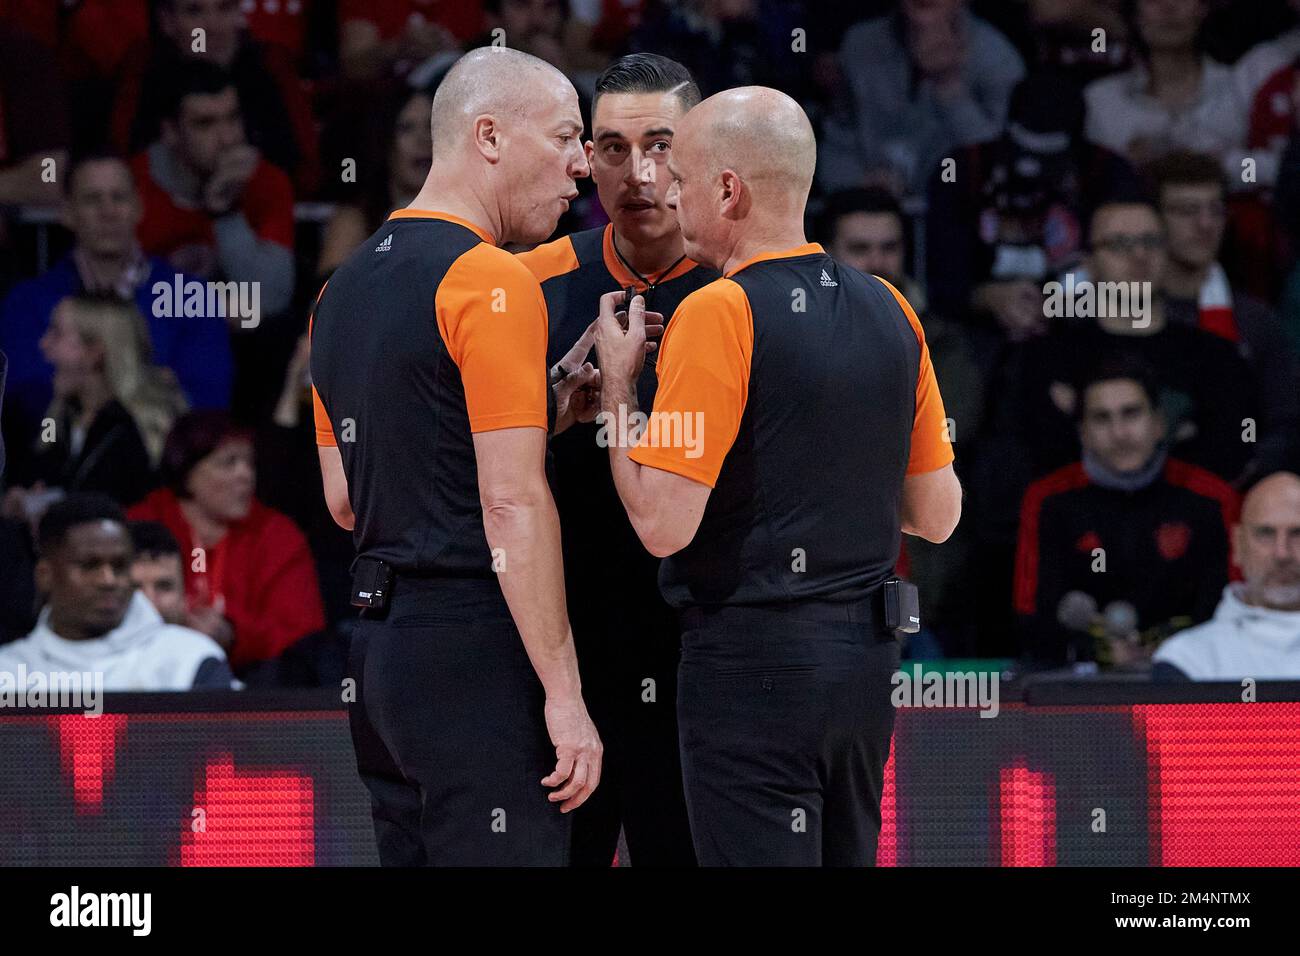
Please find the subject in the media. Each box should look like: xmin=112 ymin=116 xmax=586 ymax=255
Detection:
xmin=1013 ymin=355 xmax=1239 ymax=670
xmin=111 ymin=0 xmax=321 ymax=195
xmin=128 ymin=410 xmax=325 ymax=672
xmin=130 ymin=60 xmax=295 ymax=321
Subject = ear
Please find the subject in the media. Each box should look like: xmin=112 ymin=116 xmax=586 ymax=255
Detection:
xmin=718 ymin=168 xmax=749 ymax=221
xmin=1230 ymin=521 xmax=1245 ymax=572
xmin=584 ymin=140 xmax=595 ymax=165
xmin=161 ymin=118 xmax=180 ymax=150
xmin=472 ymin=114 xmax=502 ymax=164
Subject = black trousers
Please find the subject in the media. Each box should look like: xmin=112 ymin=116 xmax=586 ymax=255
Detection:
xmin=567 ymin=610 xmax=696 ymax=867
xmin=676 ymin=601 xmax=901 ymax=866
xmin=347 ymin=577 xmax=570 ymax=866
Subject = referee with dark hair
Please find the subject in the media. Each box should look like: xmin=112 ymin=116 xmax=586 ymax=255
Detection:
xmin=518 ymin=52 xmax=714 ymax=868
xmin=594 ymin=87 xmax=962 ymax=866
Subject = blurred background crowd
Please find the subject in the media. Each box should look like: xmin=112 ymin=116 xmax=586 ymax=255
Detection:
xmin=1 ymin=0 xmax=1299 ymax=687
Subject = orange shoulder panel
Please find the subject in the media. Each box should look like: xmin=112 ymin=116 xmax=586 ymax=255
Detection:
xmin=438 ymin=243 xmax=549 ymax=433
xmin=628 ymin=278 xmax=753 ymax=488
xmin=875 ymin=276 xmax=954 ymax=475
xmin=516 ymin=234 xmax=580 ymax=284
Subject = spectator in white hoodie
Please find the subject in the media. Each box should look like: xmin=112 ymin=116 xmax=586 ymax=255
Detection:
xmin=1154 ymin=471 xmax=1300 ymax=679
xmin=0 ymin=494 xmax=234 ymax=691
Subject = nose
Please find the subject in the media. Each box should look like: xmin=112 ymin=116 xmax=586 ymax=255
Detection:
xmin=625 ymin=147 xmax=654 ymax=186
xmin=571 ymin=146 xmax=590 ymax=180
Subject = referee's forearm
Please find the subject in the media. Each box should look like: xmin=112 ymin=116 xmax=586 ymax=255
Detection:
xmin=481 ymin=494 xmax=583 ymax=701
xmin=602 ymin=381 xmax=655 ymax=535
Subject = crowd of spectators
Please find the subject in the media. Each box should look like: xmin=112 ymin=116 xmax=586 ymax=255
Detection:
xmin=0 ymin=0 xmax=1298 ymax=686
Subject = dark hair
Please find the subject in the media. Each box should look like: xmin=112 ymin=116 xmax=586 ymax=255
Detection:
xmin=1085 ymin=187 xmax=1159 ymax=247
xmin=161 ymin=59 xmax=239 ymax=122
xmin=817 ymin=187 xmax=907 ymax=246
xmin=339 ymin=82 xmax=434 ymax=232
xmin=160 ymin=410 xmax=253 ymax=497
xmin=128 ymin=520 xmax=181 ymax=560
xmin=1145 ymin=149 xmax=1226 ymax=198
xmin=64 ymin=150 xmax=133 ymax=198
xmin=1074 ymin=353 xmax=1161 ymax=423
xmin=37 ymin=494 xmax=127 ymax=556
xmin=593 ymin=53 xmax=701 ymax=113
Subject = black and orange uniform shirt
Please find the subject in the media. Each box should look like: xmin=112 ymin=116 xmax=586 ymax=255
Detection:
xmin=310 ymin=209 xmax=549 ymax=575
xmin=517 ymin=225 xmax=718 ymax=617
xmin=631 ymin=243 xmax=954 ymax=609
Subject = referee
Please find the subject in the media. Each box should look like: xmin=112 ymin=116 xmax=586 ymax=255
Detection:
xmin=594 ymin=87 xmax=962 ymax=866
xmin=517 ymin=53 xmax=714 ymax=868
xmin=311 ymin=49 xmax=602 ymax=866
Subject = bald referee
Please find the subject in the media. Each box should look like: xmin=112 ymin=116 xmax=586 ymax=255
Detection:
xmin=594 ymin=87 xmax=962 ymax=866
xmin=311 ymin=48 xmax=602 ymax=866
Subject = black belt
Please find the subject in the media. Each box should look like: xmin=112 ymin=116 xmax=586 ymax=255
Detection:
xmin=351 ymin=556 xmax=498 ymax=611
xmin=679 ymin=591 xmax=891 ymax=635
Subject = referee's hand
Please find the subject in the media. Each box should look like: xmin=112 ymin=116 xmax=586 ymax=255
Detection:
xmin=593 ymin=292 xmax=663 ymax=389
xmin=541 ymin=697 xmax=603 ymax=811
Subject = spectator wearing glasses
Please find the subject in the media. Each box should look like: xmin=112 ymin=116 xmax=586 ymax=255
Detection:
xmin=969 ymin=195 xmax=1257 ymax=647
xmin=986 ymin=196 xmax=1258 ymax=484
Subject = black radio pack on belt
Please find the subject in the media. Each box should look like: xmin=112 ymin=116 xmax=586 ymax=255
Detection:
xmin=883 ymin=578 xmax=921 ymax=634
xmin=351 ymin=556 xmax=394 ymax=611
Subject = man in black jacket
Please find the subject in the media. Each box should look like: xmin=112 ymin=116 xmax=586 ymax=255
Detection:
xmin=1013 ymin=356 xmax=1240 ymax=668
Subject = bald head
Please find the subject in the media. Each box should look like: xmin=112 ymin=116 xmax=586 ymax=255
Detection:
xmin=413 ymin=46 xmax=588 ymax=245
xmin=680 ymin=86 xmax=816 ymax=205
xmin=430 ymin=47 xmax=572 ymax=158
xmin=1235 ymin=471 xmax=1300 ymax=610
xmin=1243 ymin=471 xmax=1300 ymax=521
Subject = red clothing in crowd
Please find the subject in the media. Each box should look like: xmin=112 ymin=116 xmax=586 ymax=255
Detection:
xmin=339 ymin=0 xmax=484 ymax=43
xmin=130 ymin=150 xmax=295 ymax=272
xmin=0 ymin=0 xmax=148 ymax=83
xmin=112 ymin=37 xmax=321 ymax=195
xmin=241 ymin=0 xmax=315 ymax=64
xmin=128 ymin=487 xmax=326 ymax=670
